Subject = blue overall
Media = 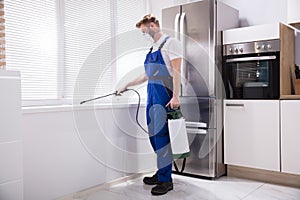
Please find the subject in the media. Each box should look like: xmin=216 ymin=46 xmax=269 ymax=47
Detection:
xmin=144 ymin=36 xmax=173 ymax=183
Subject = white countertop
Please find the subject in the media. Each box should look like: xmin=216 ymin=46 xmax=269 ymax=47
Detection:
xmin=0 ymin=69 xmax=20 ymax=78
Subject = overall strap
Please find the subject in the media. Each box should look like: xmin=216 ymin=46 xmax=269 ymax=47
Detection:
xmin=158 ymin=36 xmax=170 ymax=50
xmin=147 ymin=36 xmax=170 ymax=54
xmin=148 ymin=46 xmax=153 ymax=54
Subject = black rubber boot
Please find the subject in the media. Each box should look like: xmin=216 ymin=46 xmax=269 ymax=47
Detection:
xmin=143 ymin=172 xmax=158 ymax=185
xmin=151 ymin=182 xmax=173 ymax=195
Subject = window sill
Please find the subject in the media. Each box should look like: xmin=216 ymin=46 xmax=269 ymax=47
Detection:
xmin=22 ymin=102 xmax=146 ymax=114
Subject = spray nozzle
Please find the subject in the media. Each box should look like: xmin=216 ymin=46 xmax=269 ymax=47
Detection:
xmin=115 ymin=88 xmax=129 ymax=96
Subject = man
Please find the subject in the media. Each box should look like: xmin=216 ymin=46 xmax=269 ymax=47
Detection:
xmin=117 ymin=14 xmax=182 ymax=195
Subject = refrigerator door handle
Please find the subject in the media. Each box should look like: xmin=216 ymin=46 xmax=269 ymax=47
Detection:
xmin=180 ymin=12 xmax=187 ymax=86
xmin=174 ymin=13 xmax=180 ymax=40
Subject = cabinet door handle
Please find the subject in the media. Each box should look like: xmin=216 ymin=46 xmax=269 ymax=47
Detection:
xmin=226 ymin=103 xmax=244 ymax=107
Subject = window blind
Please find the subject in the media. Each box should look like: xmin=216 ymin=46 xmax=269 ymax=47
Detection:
xmin=5 ymin=0 xmax=149 ymax=104
xmin=115 ymin=0 xmax=147 ymax=35
xmin=0 ymin=1 xmax=5 ymax=69
xmin=115 ymin=0 xmax=148 ymax=100
xmin=5 ymin=0 xmax=59 ymax=101
xmin=63 ymin=0 xmax=113 ymax=102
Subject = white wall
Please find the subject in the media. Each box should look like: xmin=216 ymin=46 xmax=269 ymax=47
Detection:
xmin=220 ymin=0 xmax=287 ymax=27
xmin=287 ymin=0 xmax=300 ymax=23
xmin=150 ymin=0 xmax=288 ymax=27
xmin=22 ymin=105 xmax=155 ymax=200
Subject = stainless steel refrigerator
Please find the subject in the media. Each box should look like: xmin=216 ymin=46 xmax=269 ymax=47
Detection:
xmin=162 ymin=0 xmax=239 ymax=179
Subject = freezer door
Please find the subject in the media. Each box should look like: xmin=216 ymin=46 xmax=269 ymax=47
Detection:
xmin=175 ymin=97 xmax=225 ymax=178
xmin=173 ymin=128 xmax=220 ymax=178
xmin=181 ymin=0 xmax=214 ymax=97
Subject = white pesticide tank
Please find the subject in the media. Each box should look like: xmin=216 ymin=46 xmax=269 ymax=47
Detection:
xmin=168 ymin=117 xmax=190 ymax=159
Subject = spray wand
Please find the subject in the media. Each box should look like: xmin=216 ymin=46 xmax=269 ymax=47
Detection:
xmin=80 ymin=89 xmax=148 ymax=134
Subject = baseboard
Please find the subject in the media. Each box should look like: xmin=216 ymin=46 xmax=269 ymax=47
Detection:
xmin=227 ymin=165 xmax=300 ymax=188
xmin=56 ymin=172 xmax=153 ymax=200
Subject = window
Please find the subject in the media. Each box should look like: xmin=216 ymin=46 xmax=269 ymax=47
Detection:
xmin=5 ymin=0 xmax=148 ymax=106
xmin=63 ymin=0 xmax=113 ymax=102
xmin=5 ymin=0 xmax=60 ymax=105
xmin=115 ymin=0 xmax=149 ymax=101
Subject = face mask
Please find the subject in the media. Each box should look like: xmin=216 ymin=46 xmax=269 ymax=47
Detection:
xmin=143 ymin=33 xmax=154 ymax=43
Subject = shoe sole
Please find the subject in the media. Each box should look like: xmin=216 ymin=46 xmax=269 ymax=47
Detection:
xmin=151 ymin=186 xmax=173 ymax=195
xmin=143 ymin=181 xmax=158 ymax=185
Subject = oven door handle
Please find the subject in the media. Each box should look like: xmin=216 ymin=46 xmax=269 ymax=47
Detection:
xmin=226 ymin=55 xmax=277 ymax=63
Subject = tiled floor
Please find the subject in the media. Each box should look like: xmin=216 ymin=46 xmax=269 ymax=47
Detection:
xmin=63 ymin=174 xmax=300 ymax=200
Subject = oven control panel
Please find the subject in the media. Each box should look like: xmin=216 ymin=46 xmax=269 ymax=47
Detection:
xmin=223 ymin=39 xmax=280 ymax=56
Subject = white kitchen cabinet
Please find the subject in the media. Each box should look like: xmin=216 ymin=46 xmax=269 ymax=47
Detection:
xmin=224 ymin=100 xmax=280 ymax=171
xmin=281 ymin=100 xmax=300 ymax=175
xmin=0 ymin=70 xmax=23 ymax=200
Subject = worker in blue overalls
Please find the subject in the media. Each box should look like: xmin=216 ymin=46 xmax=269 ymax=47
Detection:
xmin=117 ymin=14 xmax=182 ymax=196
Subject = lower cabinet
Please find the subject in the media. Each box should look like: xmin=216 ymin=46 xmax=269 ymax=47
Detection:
xmin=281 ymin=100 xmax=300 ymax=175
xmin=224 ymin=100 xmax=280 ymax=171
xmin=0 ymin=71 xmax=23 ymax=200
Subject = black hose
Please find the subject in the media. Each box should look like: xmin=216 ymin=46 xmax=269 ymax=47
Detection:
xmin=125 ymin=89 xmax=148 ymax=134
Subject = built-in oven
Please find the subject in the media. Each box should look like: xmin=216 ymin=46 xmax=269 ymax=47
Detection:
xmin=223 ymin=39 xmax=280 ymax=99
